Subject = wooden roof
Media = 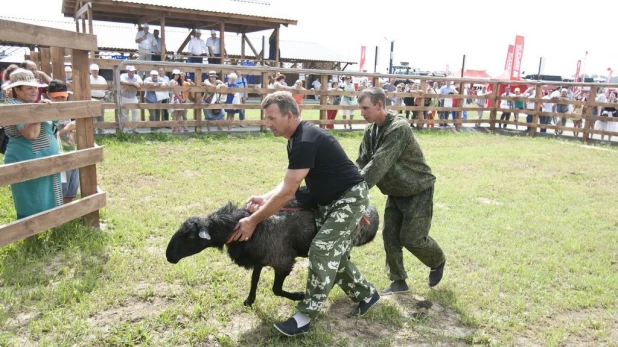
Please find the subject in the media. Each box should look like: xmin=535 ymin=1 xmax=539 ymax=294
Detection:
xmin=61 ymin=0 xmax=297 ymax=33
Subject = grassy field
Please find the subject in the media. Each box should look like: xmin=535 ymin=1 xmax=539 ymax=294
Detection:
xmin=1 ymin=130 xmax=617 ymax=346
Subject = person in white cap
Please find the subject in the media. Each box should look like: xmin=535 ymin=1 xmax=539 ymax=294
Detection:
xmin=135 ymin=23 xmax=158 ymax=61
xmin=64 ymin=66 xmax=73 ymax=83
xmin=90 ymin=63 xmax=108 ymax=134
xmin=143 ymin=70 xmax=168 ymax=131
xmin=187 ymin=29 xmax=207 ymax=63
xmin=206 ymin=29 xmax=227 ymax=65
xmin=119 ymin=65 xmax=143 ymax=134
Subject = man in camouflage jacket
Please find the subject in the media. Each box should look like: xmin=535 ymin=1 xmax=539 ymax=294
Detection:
xmin=356 ymin=87 xmax=446 ymax=294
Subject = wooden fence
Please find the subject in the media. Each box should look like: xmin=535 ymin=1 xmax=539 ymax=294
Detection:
xmin=83 ymin=60 xmax=618 ymax=142
xmin=0 ymin=19 xmax=105 ymax=246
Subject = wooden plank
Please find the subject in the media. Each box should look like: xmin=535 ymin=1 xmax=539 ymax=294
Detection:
xmin=489 ymin=83 xmax=500 ymax=130
xmin=72 ymin=49 xmax=99 ymax=228
xmin=75 ymin=1 xmax=91 ymax=19
xmin=39 ymin=48 xmax=52 ymax=77
xmin=0 ymin=19 xmax=97 ymax=51
xmin=582 ymin=87 xmax=597 ymax=143
xmin=0 ymin=147 xmax=103 ymax=187
xmin=274 ymin=26 xmax=280 ymax=67
xmin=160 ymin=17 xmax=166 ymax=62
xmin=261 ymin=71 xmax=268 ymax=132
xmin=241 ymin=33 xmax=246 ymax=60
xmin=219 ymin=22 xmax=225 ymax=65
xmin=194 ymin=67 xmax=203 ymax=133
xmin=0 ymin=101 xmax=101 ymax=126
xmin=0 ymin=191 xmax=106 ymax=247
xmin=319 ymin=74 xmax=328 ymax=128
xmin=530 ymin=85 xmax=543 ymax=137
xmin=51 ymin=47 xmax=66 ymax=81
xmin=244 ymin=35 xmax=259 ymax=57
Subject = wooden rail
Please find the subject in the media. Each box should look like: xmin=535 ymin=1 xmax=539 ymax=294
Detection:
xmin=0 ymin=18 xmax=106 ymax=246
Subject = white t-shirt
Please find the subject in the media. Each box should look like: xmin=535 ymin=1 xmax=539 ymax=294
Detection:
xmin=500 ymin=92 xmax=511 ymax=109
xmin=136 ymin=31 xmax=157 ymax=53
xmin=187 ymin=38 xmax=206 ymax=55
xmin=90 ymin=75 xmax=107 ymax=98
xmin=542 ymin=95 xmax=554 ymax=112
xmin=205 ymin=37 xmax=221 ymax=55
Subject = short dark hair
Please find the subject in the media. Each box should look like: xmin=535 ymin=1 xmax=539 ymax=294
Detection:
xmin=261 ymin=91 xmax=299 ymax=118
xmin=47 ymin=79 xmax=68 ymax=93
xmin=358 ymin=87 xmax=386 ymax=109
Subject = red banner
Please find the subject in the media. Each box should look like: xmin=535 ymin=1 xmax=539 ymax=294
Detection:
xmin=575 ymin=60 xmax=581 ymax=82
xmin=359 ymin=46 xmax=366 ymax=72
xmin=510 ymin=36 xmax=525 ymax=80
xmin=504 ymin=45 xmax=514 ymax=71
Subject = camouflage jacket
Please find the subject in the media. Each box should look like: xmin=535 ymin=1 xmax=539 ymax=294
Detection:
xmin=356 ymin=112 xmax=435 ymax=197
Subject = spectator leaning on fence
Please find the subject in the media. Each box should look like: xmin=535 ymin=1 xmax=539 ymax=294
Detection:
xmin=89 ymin=64 xmax=107 ymax=134
xmin=44 ymin=80 xmax=79 ymax=204
xmin=119 ymin=65 xmax=143 ymax=134
xmin=2 ymin=69 xmax=62 ymax=219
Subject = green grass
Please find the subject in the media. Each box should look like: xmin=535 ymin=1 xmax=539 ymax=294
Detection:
xmin=1 ymin=131 xmax=617 ymax=346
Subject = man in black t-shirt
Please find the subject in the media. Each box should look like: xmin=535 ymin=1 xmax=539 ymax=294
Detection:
xmin=231 ymin=91 xmax=380 ymax=336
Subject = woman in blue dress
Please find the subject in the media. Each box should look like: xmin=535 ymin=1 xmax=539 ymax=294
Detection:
xmin=219 ymin=72 xmax=241 ymax=131
xmin=2 ymin=68 xmax=62 ymax=219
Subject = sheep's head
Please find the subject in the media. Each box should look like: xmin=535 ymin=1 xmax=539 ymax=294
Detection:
xmin=166 ymin=217 xmax=216 ymax=264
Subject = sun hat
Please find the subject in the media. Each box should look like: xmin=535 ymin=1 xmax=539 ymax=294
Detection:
xmin=150 ymin=70 xmax=159 ymax=75
xmin=172 ymin=69 xmax=181 ymax=74
xmin=126 ymin=65 xmax=136 ymax=71
xmin=2 ymin=68 xmax=48 ymax=90
xmin=65 ymin=66 xmax=72 ymax=72
xmin=208 ymin=70 xmax=218 ymax=76
xmin=90 ymin=63 xmax=99 ymax=71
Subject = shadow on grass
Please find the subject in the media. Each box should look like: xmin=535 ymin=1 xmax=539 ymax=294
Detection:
xmin=0 ymin=218 xmax=108 ymax=297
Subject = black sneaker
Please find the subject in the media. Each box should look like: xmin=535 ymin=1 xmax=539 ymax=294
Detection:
xmin=429 ymin=261 xmax=446 ymax=287
xmin=273 ymin=316 xmax=310 ymax=337
xmin=381 ymin=280 xmax=409 ymax=295
xmin=350 ymin=291 xmax=381 ymax=316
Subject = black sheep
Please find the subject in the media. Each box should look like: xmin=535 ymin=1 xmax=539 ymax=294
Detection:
xmin=166 ymin=201 xmax=379 ymax=306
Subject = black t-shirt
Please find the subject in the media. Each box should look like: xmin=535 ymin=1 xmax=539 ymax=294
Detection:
xmin=288 ymin=121 xmax=364 ymax=206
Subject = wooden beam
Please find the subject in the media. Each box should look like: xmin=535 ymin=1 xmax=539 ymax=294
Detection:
xmin=0 ymin=19 xmax=97 ymax=51
xmin=72 ymin=48 xmax=100 ymax=227
xmin=244 ymin=34 xmax=259 ymax=57
xmin=51 ymin=46 xmax=66 ymax=81
xmin=241 ymin=33 xmax=246 ymax=61
xmin=274 ymin=26 xmax=279 ymax=67
xmin=0 ymin=191 xmax=106 ymax=247
xmin=160 ymin=17 xmax=166 ymax=61
xmin=0 ymin=101 xmax=101 ymax=126
xmin=219 ymin=22 xmax=225 ymax=64
xmin=74 ymin=1 xmax=90 ymax=20
xmin=0 ymin=147 xmax=103 ymax=187
xmin=177 ymin=30 xmax=194 ymax=54
xmin=39 ymin=47 xmax=52 ymax=77
xmin=139 ymin=13 xmax=166 ymax=25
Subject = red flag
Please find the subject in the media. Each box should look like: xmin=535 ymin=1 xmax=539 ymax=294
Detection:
xmin=359 ymin=46 xmax=366 ymax=72
xmin=510 ymin=36 xmax=525 ymax=80
xmin=504 ymin=45 xmax=514 ymax=71
xmin=575 ymin=60 xmax=581 ymax=82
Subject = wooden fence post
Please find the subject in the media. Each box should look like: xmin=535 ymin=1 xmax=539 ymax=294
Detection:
xmin=194 ymin=67 xmax=203 ymax=133
xmin=319 ymin=74 xmax=328 ymax=128
xmin=530 ymin=84 xmax=542 ymax=137
xmin=582 ymin=87 xmax=597 ymax=143
xmin=260 ymin=71 xmax=269 ymax=132
xmin=489 ymin=82 xmax=500 ymax=131
xmin=72 ymin=49 xmax=99 ymax=228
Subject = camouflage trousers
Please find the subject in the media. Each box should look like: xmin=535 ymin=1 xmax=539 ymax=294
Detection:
xmin=296 ymin=181 xmax=376 ymax=319
xmin=383 ymin=185 xmax=446 ymax=281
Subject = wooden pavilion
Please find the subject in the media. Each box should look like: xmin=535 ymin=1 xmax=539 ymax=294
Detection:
xmin=61 ymin=0 xmax=298 ymax=66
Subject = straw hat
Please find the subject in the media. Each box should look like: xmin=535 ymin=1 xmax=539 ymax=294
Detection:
xmin=2 ymin=68 xmax=47 ymax=90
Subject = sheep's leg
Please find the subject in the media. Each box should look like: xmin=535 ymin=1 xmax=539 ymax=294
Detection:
xmin=244 ymin=265 xmax=263 ymax=307
xmin=272 ymin=270 xmax=305 ymax=301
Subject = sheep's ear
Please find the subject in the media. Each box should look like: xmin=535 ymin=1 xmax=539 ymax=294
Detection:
xmin=198 ymin=230 xmax=211 ymax=240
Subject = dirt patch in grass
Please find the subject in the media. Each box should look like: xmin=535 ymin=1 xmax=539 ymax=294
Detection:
xmin=322 ymin=293 xmax=473 ymax=346
xmin=87 ymin=297 xmax=170 ymax=331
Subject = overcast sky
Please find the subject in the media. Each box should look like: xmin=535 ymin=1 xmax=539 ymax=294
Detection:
xmin=3 ymin=0 xmax=616 ymax=78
